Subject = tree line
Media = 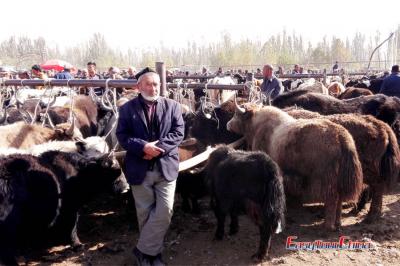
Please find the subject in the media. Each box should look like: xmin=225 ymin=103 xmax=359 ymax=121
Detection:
xmin=0 ymin=26 xmax=399 ymax=72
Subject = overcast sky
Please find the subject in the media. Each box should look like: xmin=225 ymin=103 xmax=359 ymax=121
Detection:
xmin=1 ymin=0 xmax=399 ymax=51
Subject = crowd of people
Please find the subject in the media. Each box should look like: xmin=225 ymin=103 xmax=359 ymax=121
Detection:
xmin=0 ymin=62 xmax=344 ymax=82
xmin=2 ymin=60 xmax=399 ymax=102
xmin=0 ymin=62 xmax=138 ymax=80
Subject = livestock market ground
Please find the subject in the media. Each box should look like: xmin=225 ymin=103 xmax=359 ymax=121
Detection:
xmin=20 ymin=185 xmax=400 ymax=266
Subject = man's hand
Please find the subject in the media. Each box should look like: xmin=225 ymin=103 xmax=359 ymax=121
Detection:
xmin=143 ymin=154 xmax=153 ymax=160
xmin=143 ymin=141 xmax=165 ymax=158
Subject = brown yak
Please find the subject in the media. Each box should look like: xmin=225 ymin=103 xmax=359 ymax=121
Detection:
xmin=0 ymin=121 xmax=82 ymax=149
xmin=337 ymin=87 xmax=373 ymax=100
xmin=272 ymin=91 xmax=400 ymax=144
xmin=227 ymin=104 xmax=363 ymax=230
xmin=287 ymin=109 xmax=400 ymax=222
xmin=45 ymin=95 xmax=99 ymax=138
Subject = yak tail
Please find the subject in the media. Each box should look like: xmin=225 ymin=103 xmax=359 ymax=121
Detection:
xmin=380 ymin=128 xmax=400 ymax=189
xmin=338 ymin=135 xmax=363 ymax=202
xmin=263 ymin=163 xmax=286 ymax=234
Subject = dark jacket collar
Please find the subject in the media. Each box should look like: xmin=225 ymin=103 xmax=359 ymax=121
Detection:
xmin=263 ymin=75 xmax=276 ymax=82
xmin=134 ymin=94 xmax=165 ymax=134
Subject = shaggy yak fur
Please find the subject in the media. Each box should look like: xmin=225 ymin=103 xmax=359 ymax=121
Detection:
xmin=205 ymin=145 xmax=285 ymax=261
xmin=0 ymin=148 xmax=123 ymax=265
xmin=0 ymin=121 xmax=82 ymax=149
xmin=227 ymin=104 xmax=363 ymax=230
xmin=272 ymin=90 xmax=400 ymax=142
xmin=287 ymin=109 xmax=400 ymax=222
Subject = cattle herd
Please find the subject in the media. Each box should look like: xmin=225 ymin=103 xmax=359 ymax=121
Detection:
xmin=0 ymin=72 xmax=400 ymax=265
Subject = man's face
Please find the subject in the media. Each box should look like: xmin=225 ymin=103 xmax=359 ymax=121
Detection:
xmin=263 ymin=66 xmax=272 ymax=78
xmin=138 ymin=73 xmax=160 ymax=99
xmin=128 ymin=68 xmax=136 ymax=76
xmin=87 ymin=64 xmax=96 ymax=75
xmin=32 ymin=69 xmax=39 ymax=77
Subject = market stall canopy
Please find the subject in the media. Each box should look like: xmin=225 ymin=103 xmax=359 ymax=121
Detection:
xmin=41 ymin=59 xmax=73 ymax=71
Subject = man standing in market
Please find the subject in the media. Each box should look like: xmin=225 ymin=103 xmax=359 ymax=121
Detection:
xmin=116 ymin=67 xmax=184 ymax=266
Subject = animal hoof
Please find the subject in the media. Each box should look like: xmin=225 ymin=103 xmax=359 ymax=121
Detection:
xmin=363 ymin=214 xmax=381 ymax=224
xmin=323 ymin=223 xmax=337 ymax=232
xmin=229 ymin=228 xmax=239 ymax=236
xmin=251 ymin=253 xmax=268 ymax=262
xmin=181 ymin=203 xmax=191 ymax=213
xmin=71 ymin=242 xmax=84 ymax=251
xmin=192 ymin=207 xmax=201 ymax=215
xmin=214 ymin=234 xmax=224 ymax=241
xmin=317 ymin=230 xmax=328 ymax=238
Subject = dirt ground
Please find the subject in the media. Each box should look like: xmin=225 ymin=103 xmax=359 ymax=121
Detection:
xmin=18 ymin=184 xmax=400 ymax=266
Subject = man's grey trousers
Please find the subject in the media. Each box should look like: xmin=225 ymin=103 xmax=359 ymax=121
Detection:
xmin=131 ymin=167 xmax=176 ymax=256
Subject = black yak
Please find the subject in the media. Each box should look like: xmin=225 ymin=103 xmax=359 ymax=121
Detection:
xmin=0 ymin=142 xmax=125 ymax=265
xmin=205 ymin=146 xmax=285 ymax=261
xmin=190 ymin=99 xmax=241 ymax=146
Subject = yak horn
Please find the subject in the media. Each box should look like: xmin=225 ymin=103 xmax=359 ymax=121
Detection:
xmin=234 ymin=93 xmax=246 ymax=114
xmin=235 ymin=102 xmax=246 ymax=114
xmin=66 ymin=116 xmax=75 ymax=136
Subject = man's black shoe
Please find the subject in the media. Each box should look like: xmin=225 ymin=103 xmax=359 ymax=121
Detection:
xmin=133 ymin=247 xmax=152 ymax=266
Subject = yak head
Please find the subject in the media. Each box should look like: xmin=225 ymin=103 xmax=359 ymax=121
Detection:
xmin=74 ymin=138 xmax=129 ymax=194
xmin=226 ymin=102 xmax=259 ymax=136
xmin=54 ymin=119 xmax=83 ymax=140
xmin=190 ymin=99 xmax=241 ymax=145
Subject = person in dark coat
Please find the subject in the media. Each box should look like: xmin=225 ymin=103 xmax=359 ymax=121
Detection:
xmin=380 ymin=65 xmax=400 ymax=97
xmin=116 ymin=67 xmax=184 ymax=266
xmin=261 ymin=64 xmax=284 ymax=101
xmin=84 ymin=61 xmax=104 ymax=95
xmin=54 ymin=66 xmax=74 ymax=79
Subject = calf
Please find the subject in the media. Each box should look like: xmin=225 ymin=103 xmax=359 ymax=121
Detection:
xmin=0 ymin=142 xmax=124 ymax=265
xmin=205 ymin=146 xmax=285 ymax=261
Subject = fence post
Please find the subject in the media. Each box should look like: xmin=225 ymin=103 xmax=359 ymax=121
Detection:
xmin=323 ymin=69 xmax=327 ymax=85
xmin=156 ymin=62 xmax=167 ymax=97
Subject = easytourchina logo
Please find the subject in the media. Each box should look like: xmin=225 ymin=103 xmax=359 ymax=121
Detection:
xmin=286 ymin=236 xmax=374 ymax=251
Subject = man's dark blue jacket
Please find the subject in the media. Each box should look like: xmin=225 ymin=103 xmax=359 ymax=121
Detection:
xmin=54 ymin=71 xmax=73 ymax=79
xmin=116 ymin=95 xmax=184 ymax=185
xmin=380 ymin=73 xmax=400 ymax=97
